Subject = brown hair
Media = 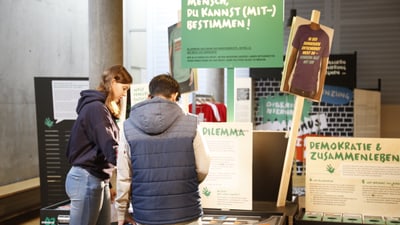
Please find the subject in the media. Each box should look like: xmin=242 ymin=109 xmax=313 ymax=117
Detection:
xmin=97 ymin=65 xmax=133 ymax=118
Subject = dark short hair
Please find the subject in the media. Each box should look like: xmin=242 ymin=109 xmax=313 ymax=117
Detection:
xmin=149 ymin=74 xmax=181 ymax=100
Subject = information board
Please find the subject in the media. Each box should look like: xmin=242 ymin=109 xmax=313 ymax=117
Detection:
xmin=199 ymin=122 xmax=253 ymax=210
xmin=181 ymin=0 xmax=283 ymax=68
xmin=305 ymin=136 xmax=400 ymax=217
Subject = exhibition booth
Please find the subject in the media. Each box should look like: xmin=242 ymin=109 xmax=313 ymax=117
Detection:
xmin=35 ymin=1 xmax=399 ymax=224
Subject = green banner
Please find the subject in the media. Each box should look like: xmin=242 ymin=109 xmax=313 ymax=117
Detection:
xmin=181 ymin=0 xmax=283 ymax=68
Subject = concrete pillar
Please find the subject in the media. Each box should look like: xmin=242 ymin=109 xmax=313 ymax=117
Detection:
xmin=198 ymin=68 xmax=225 ymax=103
xmin=88 ymin=0 xmax=123 ymax=88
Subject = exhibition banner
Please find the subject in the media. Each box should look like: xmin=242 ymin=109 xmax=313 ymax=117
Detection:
xmin=199 ymin=122 xmax=253 ymax=210
xmin=181 ymin=0 xmax=283 ymax=68
xmin=325 ymin=53 xmax=357 ymax=89
xmin=305 ymin=136 xmax=400 ymax=217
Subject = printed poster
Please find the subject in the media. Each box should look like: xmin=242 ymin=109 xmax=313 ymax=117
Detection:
xmin=305 ymin=136 xmax=400 ymax=217
xmin=234 ymin=77 xmax=252 ymax=122
xmin=51 ymin=80 xmax=89 ymax=123
xmin=199 ymin=122 xmax=253 ymax=210
xmin=168 ymin=22 xmax=198 ymax=94
xmin=281 ymin=16 xmax=334 ymax=102
xmin=130 ymin=83 xmax=149 ymax=106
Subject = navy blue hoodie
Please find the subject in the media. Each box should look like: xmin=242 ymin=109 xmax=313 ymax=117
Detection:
xmin=66 ymin=90 xmax=119 ymax=180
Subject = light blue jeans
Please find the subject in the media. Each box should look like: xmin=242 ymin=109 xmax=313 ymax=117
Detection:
xmin=66 ymin=166 xmax=111 ymax=225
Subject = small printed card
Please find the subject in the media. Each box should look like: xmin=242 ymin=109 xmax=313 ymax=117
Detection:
xmin=363 ymin=215 xmax=385 ymax=225
xmin=322 ymin=213 xmax=342 ymax=222
xmin=342 ymin=214 xmax=362 ymax=224
xmin=386 ymin=217 xmax=400 ymax=225
xmin=302 ymin=212 xmax=323 ymax=221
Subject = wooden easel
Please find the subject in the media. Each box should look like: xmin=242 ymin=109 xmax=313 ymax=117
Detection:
xmin=276 ymin=10 xmax=321 ymax=207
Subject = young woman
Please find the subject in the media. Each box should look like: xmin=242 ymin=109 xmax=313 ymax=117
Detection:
xmin=65 ymin=65 xmax=133 ymax=225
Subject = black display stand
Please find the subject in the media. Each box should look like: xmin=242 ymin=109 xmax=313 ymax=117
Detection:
xmin=34 ymin=77 xmax=88 ymax=207
xmin=39 ymin=131 xmax=297 ymax=224
xmin=40 ymin=200 xmax=296 ymax=225
xmin=204 ymin=201 xmax=297 ymax=225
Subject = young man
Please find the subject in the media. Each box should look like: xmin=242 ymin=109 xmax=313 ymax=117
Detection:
xmin=116 ymin=74 xmax=210 ymax=225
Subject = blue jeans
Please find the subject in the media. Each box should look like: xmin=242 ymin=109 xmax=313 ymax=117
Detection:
xmin=66 ymin=166 xmax=111 ymax=225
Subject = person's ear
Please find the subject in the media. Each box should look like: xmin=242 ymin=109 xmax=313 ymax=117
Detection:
xmin=172 ymin=92 xmax=179 ymax=102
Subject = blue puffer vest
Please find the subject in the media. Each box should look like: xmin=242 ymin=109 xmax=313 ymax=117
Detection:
xmin=123 ymin=97 xmax=202 ymax=225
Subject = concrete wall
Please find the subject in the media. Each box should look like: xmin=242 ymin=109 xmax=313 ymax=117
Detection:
xmin=0 ymin=0 xmax=89 ymax=185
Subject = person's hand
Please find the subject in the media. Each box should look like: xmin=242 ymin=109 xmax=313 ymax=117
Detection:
xmin=110 ymin=186 xmax=116 ymax=203
xmin=102 ymin=163 xmax=116 ymax=177
xmin=118 ymin=215 xmax=136 ymax=225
